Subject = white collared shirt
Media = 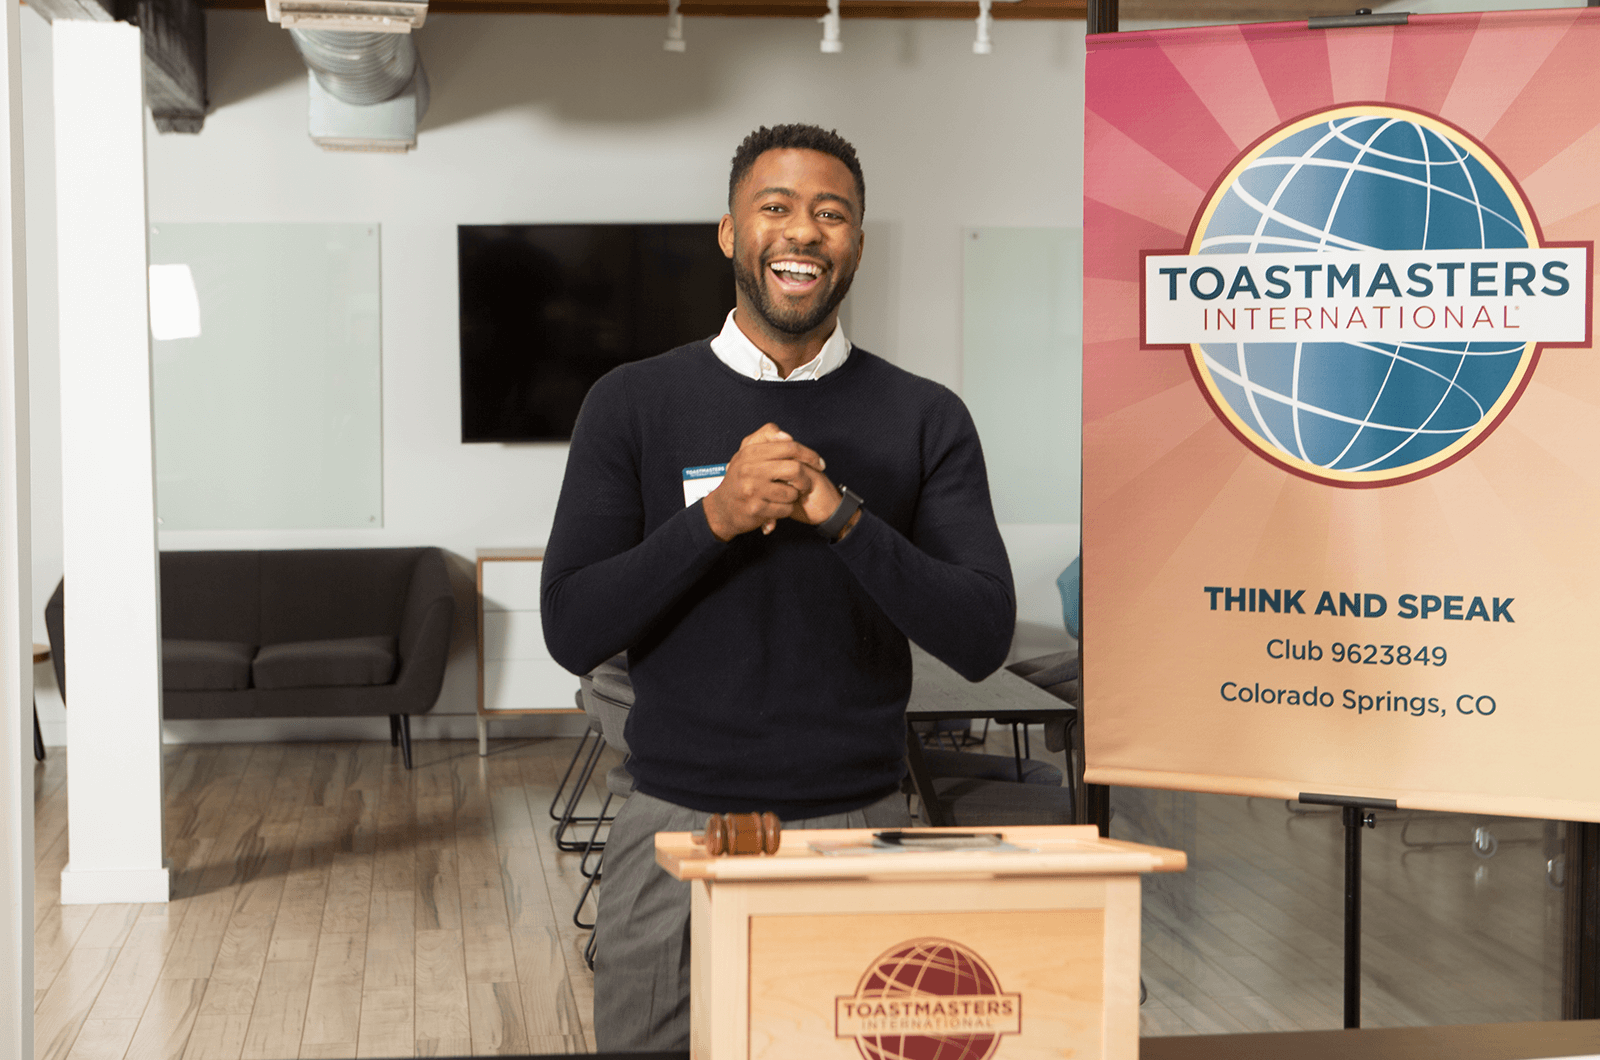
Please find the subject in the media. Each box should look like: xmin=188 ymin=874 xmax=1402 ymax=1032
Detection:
xmin=709 ymin=310 xmax=852 ymax=382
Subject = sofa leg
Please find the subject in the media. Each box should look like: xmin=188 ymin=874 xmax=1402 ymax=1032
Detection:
xmin=398 ymin=714 xmax=413 ymax=770
xmin=389 ymin=714 xmax=400 ymax=747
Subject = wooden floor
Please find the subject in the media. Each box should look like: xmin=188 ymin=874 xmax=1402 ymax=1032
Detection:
xmin=34 ymin=738 xmax=621 ymax=1060
xmin=31 ymin=735 xmax=1566 ymax=1059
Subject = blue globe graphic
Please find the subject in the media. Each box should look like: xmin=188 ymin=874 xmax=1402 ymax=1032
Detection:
xmin=1195 ymin=111 xmax=1535 ymax=479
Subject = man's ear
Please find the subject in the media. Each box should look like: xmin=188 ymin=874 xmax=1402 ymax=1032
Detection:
xmin=718 ymin=214 xmax=735 ymax=259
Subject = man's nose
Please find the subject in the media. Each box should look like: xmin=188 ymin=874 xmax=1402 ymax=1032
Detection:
xmin=783 ymin=211 xmax=821 ymax=245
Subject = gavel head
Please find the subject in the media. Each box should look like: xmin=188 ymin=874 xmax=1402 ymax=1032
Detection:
xmin=699 ymin=811 xmax=781 ymax=856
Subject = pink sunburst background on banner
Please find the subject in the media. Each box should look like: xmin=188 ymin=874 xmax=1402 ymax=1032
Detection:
xmin=1083 ymin=11 xmax=1600 ymax=821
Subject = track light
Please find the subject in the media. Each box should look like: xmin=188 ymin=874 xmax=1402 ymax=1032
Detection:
xmin=664 ymin=0 xmax=685 ymax=52
xmin=819 ymin=0 xmax=841 ymax=53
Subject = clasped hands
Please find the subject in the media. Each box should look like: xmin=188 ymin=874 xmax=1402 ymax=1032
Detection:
xmin=703 ymin=423 xmax=856 ymax=542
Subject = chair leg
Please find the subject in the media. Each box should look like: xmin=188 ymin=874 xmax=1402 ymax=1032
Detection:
xmin=579 ymin=793 xmax=615 ymax=879
xmin=389 ymin=714 xmax=400 ymax=747
xmin=555 ymin=736 xmax=609 ymax=852
xmin=398 ymin=715 xmax=413 ymax=770
xmin=548 ymin=728 xmax=598 ymax=822
xmin=1012 ymin=721 xmax=1024 ymax=781
xmin=584 ymin=926 xmax=598 ymax=971
xmin=574 ymin=847 xmax=602 ymax=931
xmin=33 ymin=700 xmax=45 ymax=762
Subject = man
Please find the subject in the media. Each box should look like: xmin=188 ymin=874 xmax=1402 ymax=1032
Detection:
xmin=541 ymin=123 xmax=1015 ymax=1051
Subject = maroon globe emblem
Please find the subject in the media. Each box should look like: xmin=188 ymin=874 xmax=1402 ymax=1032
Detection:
xmin=848 ymin=938 xmax=1008 ymax=1060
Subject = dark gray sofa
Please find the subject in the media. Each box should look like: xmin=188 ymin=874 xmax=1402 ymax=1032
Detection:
xmin=45 ymin=547 xmax=455 ymax=769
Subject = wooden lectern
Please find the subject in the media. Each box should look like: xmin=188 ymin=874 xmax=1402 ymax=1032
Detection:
xmin=656 ymin=824 xmax=1186 ymax=1060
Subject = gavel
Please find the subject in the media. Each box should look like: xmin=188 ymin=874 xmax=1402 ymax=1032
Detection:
xmin=695 ymin=812 xmax=782 ymax=856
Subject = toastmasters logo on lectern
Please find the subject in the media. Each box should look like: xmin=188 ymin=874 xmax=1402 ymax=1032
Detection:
xmin=834 ymin=937 xmax=1021 ymax=1060
xmin=1142 ymin=105 xmax=1592 ymax=488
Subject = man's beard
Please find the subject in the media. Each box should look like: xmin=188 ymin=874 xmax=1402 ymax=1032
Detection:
xmin=733 ymin=249 xmax=856 ymax=337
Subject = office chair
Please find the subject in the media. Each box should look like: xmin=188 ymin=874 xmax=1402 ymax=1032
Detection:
xmin=572 ymin=654 xmax=634 ymax=970
xmin=1059 ymin=556 xmax=1082 ymax=641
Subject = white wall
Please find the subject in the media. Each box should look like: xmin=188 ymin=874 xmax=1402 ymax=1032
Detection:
xmin=23 ymin=8 xmax=61 ymax=744
xmin=27 ymin=10 xmax=1087 ymax=742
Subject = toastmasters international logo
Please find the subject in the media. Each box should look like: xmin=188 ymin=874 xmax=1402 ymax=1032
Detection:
xmin=834 ymin=938 xmax=1022 ymax=1060
xmin=1142 ymin=105 xmax=1592 ymax=487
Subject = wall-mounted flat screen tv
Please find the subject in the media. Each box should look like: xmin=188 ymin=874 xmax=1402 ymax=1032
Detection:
xmin=459 ymin=223 xmax=736 ymax=442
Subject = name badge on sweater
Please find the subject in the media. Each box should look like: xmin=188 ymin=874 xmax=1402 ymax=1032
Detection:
xmin=682 ymin=464 xmax=726 ymax=506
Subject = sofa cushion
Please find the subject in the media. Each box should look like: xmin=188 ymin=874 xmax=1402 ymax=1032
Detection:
xmin=163 ymin=639 xmax=256 ymax=691
xmin=160 ymin=552 xmax=261 ymax=645
xmin=253 ymin=636 xmax=397 ymax=690
xmin=258 ymin=549 xmax=424 ymax=646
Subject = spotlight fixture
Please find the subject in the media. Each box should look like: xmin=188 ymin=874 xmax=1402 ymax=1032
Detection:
xmin=973 ymin=0 xmax=993 ymax=53
xmin=664 ymin=0 xmax=685 ymax=52
xmin=819 ymin=0 xmax=841 ymax=53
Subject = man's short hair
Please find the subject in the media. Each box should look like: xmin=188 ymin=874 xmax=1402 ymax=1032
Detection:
xmin=728 ymin=124 xmax=865 ymax=217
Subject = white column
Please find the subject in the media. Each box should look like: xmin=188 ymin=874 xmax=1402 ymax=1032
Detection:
xmin=0 ymin=0 xmax=33 ymax=1046
xmin=54 ymin=19 xmax=167 ymax=906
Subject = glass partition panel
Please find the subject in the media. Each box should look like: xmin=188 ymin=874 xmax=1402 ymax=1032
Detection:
xmin=1112 ymin=787 xmax=1564 ymax=1033
xmin=149 ymin=223 xmax=383 ymax=530
xmin=961 ymin=227 xmax=1082 ymax=526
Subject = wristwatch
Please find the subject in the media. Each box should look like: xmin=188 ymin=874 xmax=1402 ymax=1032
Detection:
xmin=816 ymin=486 xmax=864 ymax=542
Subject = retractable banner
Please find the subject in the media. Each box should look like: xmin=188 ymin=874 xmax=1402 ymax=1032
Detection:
xmin=1083 ymin=10 xmax=1600 ymax=820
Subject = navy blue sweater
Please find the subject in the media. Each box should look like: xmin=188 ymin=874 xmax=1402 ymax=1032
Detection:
xmin=541 ymin=341 xmax=1015 ymax=817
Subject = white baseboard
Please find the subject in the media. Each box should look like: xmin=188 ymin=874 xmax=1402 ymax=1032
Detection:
xmin=60 ymin=863 xmax=171 ymax=905
xmin=36 ymin=712 xmax=590 ymax=750
xmin=158 ymin=711 xmax=589 ymax=745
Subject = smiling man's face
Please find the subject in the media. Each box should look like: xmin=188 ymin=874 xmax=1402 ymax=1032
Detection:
xmin=718 ymin=147 xmax=865 ymax=346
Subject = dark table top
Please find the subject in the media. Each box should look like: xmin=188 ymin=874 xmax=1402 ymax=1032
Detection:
xmin=905 ymin=645 xmax=1076 ymax=722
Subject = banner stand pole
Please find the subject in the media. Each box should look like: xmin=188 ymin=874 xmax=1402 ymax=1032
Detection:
xmin=1297 ymin=792 xmax=1398 ymax=1028
xmin=1082 ymin=0 xmax=1115 ymax=842
xmin=1086 ymin=0 xmax=1116 ymax=35
xmin=1563 ymin=821 xmax=1600 ymax=1018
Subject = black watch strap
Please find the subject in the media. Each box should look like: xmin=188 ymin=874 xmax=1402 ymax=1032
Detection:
xmin=816 ymin=486 xmax=864 ymax=542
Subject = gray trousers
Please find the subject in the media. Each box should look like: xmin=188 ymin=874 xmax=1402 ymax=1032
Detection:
xmin=592 ymin=788 xmax=912 ymax=1053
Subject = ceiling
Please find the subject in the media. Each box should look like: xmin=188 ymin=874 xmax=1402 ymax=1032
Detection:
xmin=199 ymin=0 xmax=1374 ymax=22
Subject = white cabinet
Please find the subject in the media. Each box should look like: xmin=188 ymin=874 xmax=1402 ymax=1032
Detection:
xmin=476 ymin=549 xmax=582 ymax=755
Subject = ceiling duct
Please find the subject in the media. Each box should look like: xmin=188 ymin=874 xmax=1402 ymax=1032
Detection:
xmin=267 ymin=0 xmax=427 ymax=33
xmin=270 ymin=1 xmax=430 ymax=152
xmin=291 ymin=29 xmax=421 ymax=105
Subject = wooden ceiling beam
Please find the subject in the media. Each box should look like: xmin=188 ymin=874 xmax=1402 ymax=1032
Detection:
xmin=141 ymin=0 xmax=208 ymax=133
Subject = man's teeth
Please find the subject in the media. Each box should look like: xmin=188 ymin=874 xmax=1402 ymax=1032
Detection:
xmin=771 ymin=262 xmax=821 ymax=279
